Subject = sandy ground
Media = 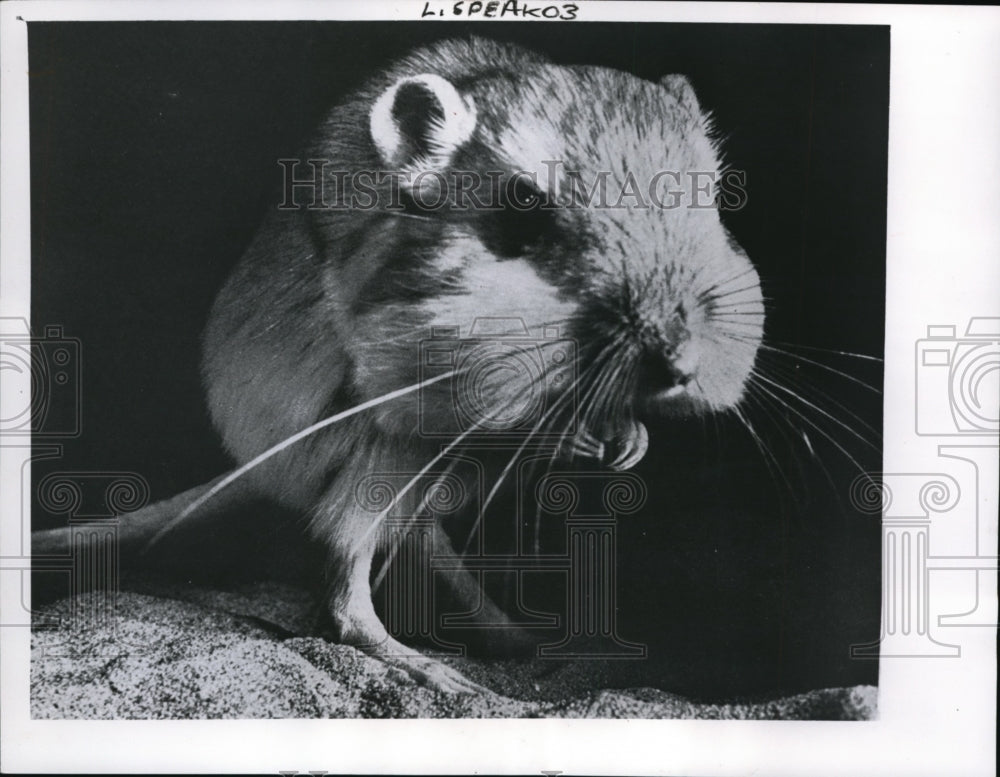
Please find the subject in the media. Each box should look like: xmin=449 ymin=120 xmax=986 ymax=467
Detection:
xmin=31 ymin=583 xmax=876 ymax=720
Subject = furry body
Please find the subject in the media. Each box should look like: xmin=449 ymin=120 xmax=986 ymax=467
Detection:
xmin=38 ymin=38 xmax=764 ymax=692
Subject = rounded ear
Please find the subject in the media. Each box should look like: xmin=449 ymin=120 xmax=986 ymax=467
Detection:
xmin=659 ymin=74 xmax=703 ymax=116
xmin=369 ymin=73 xmax=477 ymax=167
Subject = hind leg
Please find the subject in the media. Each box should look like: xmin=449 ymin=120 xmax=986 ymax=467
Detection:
xmin=314 ymin=478 xmax=486 ymax=694
xmin=429 ymin=525 xmax=539 ymax=656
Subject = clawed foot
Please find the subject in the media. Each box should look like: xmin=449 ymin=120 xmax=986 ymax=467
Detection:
xmin=368 ymin=638 xmax=488 ymax=695
xmin=563 ymin=426 xmax=606 ymax=462
xmin=563 ymin=420 xmax=649 ymax=471
xmin=327 ymin=600 xmax=490 ymax=695
xmin=605 ymin=419 xmax=649 ymax=471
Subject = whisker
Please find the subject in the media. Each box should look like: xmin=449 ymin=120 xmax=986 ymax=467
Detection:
xmin=695 ymin=265 xmax=760 ymax=297
xmin=374 ymin=338 xmax=601 ymax=580
xmin=532 ymin=394 xmax=589 ymax=555
xmin=755 ymin=360 xmax=882 ymax=440
xmin=350 ymin=427 xmax=471 ymax=554
xmin=712 ymin=319 xmax=767 ymax=330
xmin=753 ymin=373 xmax=881 ymax=452
xmin=472 ymin=368 xmax=583 ymax=537
xmin=382 ymin=210 xmax=434 ymax=222
xmin=731 ymin=400 xmax=799 ymax=505
xmin=365 ymin=368 xmax=562 ymax=566
xmin=699 ymin=281 xmax=762 ymax=304
xmin=363 ymin=391 xmax=554 ymax=578
xmin=461 ymin=336 xmax=628 ymax=555
xmin=759 ymin=340 xmax=883 ymax=362
xmin=744 ymin=383 xmax=823 ymax=500
xmin=750 ymin=378 xmax=873 ymax=477
xmin=747 ymin=382 xmax=847 ymax=511
xmin=753 ymin=344 xmax=883 ymax=394
xmin=526 ymin=335 xmax=633 ymax=553
xmin=145 ymin=369 xmax=461 ymax=549
xmin=371 ymin=322 xmax=584 ymax=581
xmin=581 ymin=359 xmax=621 ymax=434
xmin=353 ymin=317 xmax=577 ymax=349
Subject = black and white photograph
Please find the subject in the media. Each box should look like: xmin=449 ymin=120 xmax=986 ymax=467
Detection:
xmin=1 ymin=2 xmax=996 ymax=775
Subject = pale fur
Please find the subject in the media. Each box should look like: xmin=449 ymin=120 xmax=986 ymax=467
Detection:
xmin=37 ymin=37 xmax=764 ymax=693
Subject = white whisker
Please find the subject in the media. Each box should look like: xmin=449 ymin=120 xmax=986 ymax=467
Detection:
xmin=146 ymin=370 xmax=461 ymax=549
xmin=751 ymin=377 xmax=872 ymax=477
xmin=753 ymin=373 xmax=880 ymax=452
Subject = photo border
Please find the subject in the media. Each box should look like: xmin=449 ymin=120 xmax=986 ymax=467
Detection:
xmin=2 ymin=2 xmax=997 ymax=774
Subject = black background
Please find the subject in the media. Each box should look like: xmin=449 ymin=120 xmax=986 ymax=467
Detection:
xmin=30 ymin=21 xmax=888 ymax=699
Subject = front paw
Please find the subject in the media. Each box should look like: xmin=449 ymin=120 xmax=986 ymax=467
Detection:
xmin=562 ymin=426 xmax=606 ymax=463
xmin=604 ymin=420 xmax=649 ymax=471
xmin=562 ymin=420 xmax=649 ymax=471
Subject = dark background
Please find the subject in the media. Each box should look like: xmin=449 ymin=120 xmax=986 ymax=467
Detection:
xmin=30 ymin=21 xmax=888 ymax=699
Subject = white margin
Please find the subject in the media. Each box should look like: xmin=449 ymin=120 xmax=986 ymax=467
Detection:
xmin=1 ymin=2 xmax=998 ymax=775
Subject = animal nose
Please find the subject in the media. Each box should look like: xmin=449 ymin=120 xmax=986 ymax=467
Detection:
xmin=639 ymin=344 xmax=696 ymax=392
xmin=671 ymin=366 xmax=693 ymax=387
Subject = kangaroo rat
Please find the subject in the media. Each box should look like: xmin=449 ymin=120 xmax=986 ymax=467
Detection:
xmin=35 ymin=37 xmax=763 ymax=693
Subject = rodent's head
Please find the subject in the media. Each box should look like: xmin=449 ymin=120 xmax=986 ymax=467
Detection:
xmin=355 ymin=39 xmax=763 ymax=446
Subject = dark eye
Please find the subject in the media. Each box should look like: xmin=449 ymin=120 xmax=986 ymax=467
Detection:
xmin=509 ymin=175 xmax=543 ymax=211
xmin=476 ymin=175 xmax=555 ymax=257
